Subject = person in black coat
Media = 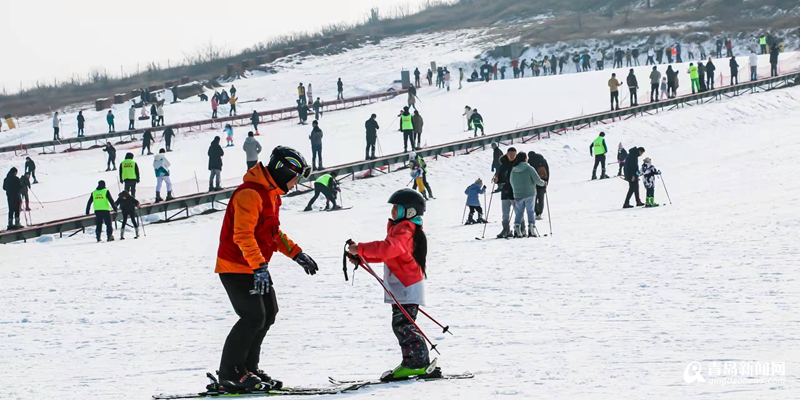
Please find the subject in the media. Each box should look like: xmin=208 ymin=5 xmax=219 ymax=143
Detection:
xmin=616 ymin=144 xmax=628 ymax=176
xmin=665 ymin=66 xmax=676 ymax=98
xmin=491 ymin=142 xmax=503 ymax=172
xmin=527 ymin=150 xmax=550 ymax=219
xmin=626 ymin=69 xmax=639 ymax=106
xmin=115 ymin=190 xmax=140 ymax=240
xmin=3 ymin=167 xmax=22 ymax=229
xmin=103 ymin=143 xmax=117 ymax=171
xmin=698 ymin=62 xmax=707 ymax=92
xmin=162 ymin=127 xmax=175 ymax=152
xmin=623 ymin=146 xmax=645 ymax=208
xmin=493 ymin=148 xmax=517 ymax=238
xmin=250 ymin=111 xmax=260 ymax=134
xmin=365 ymin=114 xmax=380 ymax=160
xmin=705 ymin=59 xmax=716 ymax=89
xmin=142 ymin=130 xmax=154 ymax=155
xmin=729 ymin=56 xmax=739 ymax=85
xmin=150 ymin=104 xmax=158 ymax=127
xmin=24 ymin=157 xmax=38 ymax=184
xmin=77 ymin=111 xmax=86 ymax=137
xmin=769 ymin=44 xmax=779 ymax=77
xmin=208 ymin=136 xmax=224 ymax=191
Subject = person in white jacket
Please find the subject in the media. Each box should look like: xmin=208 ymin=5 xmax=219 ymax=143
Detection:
xmin=128 ymin=105 xmax=136 ymax=130
xmin=646 ymin=47 xmax=656 ymax=65
xmin=52 ymin=112 xmax=61 ymax=140
xmin=749 ymin=52 xmax=758 ymax=81
xmin=595 ymin=50 xmax=603 ymax=70
xmin=153 ymin=149 xmax=174 ymax=202
xmin=463 ymin=105 xmax=474 ymax=131
xmin=156 ymin=104 xmax=165 ymax=126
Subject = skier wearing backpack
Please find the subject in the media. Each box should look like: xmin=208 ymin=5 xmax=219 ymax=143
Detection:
xmin=346 ymin=188 xmax=433 ymax=382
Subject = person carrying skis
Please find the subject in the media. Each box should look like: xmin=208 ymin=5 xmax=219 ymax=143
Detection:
xmin=85 ymin=180 xmax=118 ymax=242
xmin=119 ymin=152 xmax=140 ymax=198
xmin=464 ymin=178 xmax=486 ymax=224
xmin=24 ymin=157 xmax=38 ymax=184
xmin=641 ymin=157 xmax=661 ymax=208
xmin=623 ymin=146 xmax=646 ymax=208
xmin=3 ymin=167 xmax=22 ymax=230
xmin=470 ymin=109 xmax=484 ymax=137
xmin=345 ymin=188 xmax=432 ymax=382
xmin=115 ymin=190 xmax=140 ymax=240
xmin=527 ymin=150 xmax=549 ymax=220
xmin=409 ymin=152 xmax=428 ymax=200
xmin=103 ymin=143 xmax=117 ymax=171
xmin=303 ymin=171 xmax=340 ymax=211
xmin=153 ymin=149 xmax=174 ymax=202
xmin=590 ymin=132 xmax=609 ymax=180
xmin=410 ymin=152 xmax=434 ymax=199
xmin=616 ymin=143 xmax=628 ymax=177
xmin=214 ymin=146 xmax=318 ymax=391
xmin=142 ymin=129 xmax=154 ymax=155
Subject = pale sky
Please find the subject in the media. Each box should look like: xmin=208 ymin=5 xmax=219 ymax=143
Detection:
xmin=0 ymin=0 xmax=432 ymax=93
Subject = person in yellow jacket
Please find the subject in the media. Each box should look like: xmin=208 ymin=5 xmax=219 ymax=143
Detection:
xmin=229 ymin=95 xmax=238 ymax=117
xmin=608 ymin=73 xmax=624 ymax=111
xmin=688 ymin=63 xmax=700 ymax=94
xmin=297 ymin=83 xmax=306 ymax=105
xmin=85 ymin=180 xmax=118 ymax=242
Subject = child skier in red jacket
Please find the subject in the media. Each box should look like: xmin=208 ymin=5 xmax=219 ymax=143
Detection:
xmin=347 ymin=188 xmax=432 ymax=381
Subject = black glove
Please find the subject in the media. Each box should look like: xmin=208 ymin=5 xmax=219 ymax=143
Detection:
xmin=294 ymin=252 xmax=318 ymax=275
xmin=251 ymin=262 xmax=270 ymax=295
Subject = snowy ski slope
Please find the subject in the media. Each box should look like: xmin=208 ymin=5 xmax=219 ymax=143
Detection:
xmin=1 ymin=48 xmax=798 ymax=222
xmin=1 ymin=70 xmax=799 ymax=399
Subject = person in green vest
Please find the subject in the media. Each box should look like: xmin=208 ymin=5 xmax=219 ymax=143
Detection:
xmin=589 ymin=132 xmax=609 ymax=180
xmin=688 ymin=63 xmax=700 ymax=94
xmin=399 ymin=107 xmax=415 ymax=153
xmin=303 ymin=171 xmax=340 ymax=211
xmin=759 ymin=34 xmax=767 ymax=54
xmin=85 ymin=180 xmax=118 ymax=242
xmin=119 ymin=152 xmax=140 ymax=198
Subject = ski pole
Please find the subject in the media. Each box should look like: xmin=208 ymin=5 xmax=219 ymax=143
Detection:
xmin=545 ymin=191 xmax=553 ymax=236
xmin=478 ymin=181 xmax=496 ymax=239
xmin=344 ymin=239 xmax=441 ymax=354
xmin=659 ymin=174 xmax=672 ymax=204
xmin=461 ymin=204 xmax=467 ymax=225
xmin=137 ymin=209 xmax=147 ymax=237
xmin=417 ymin=308 xmax=452 ymax=335
xmin=28 ymin=188 xmax=44 ymax=208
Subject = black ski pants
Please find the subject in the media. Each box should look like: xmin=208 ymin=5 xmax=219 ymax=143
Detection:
xmin=165 ymin=138 xmax=172 ymax=152
xmin=402 ymin=130 xmax=414 ymax=152
xmin=7 ymin=196 xmax=20 ymax=226
xmin=411 ymin=172 xmax=433 ymax=198
xmin=625 ymin=177 xmax=642 ymax=205
xmin=95 ymin=210 xmax=113 ymax=240
xmin=107 ymin=156 xmax=116 ymax=171
xmin=311 ymin=144 xmax=323 ymax=169
xmin=129 ymin=119 xmax=135 ymax=130
xmin=650 ymin=83 xmax=659 ymax=101
xmin=467 ymin=205 xmax=483 ymax=220
xmin=142 ymin=142 xmax=151 ymax=155
xmin=534 ymin=185 xmax=546 ymax=216
xmin=593 ymin=154 xmax=606 ymax=177
xmin=629 ymin=88 xmax=637 ymax=106
xmin=610 ymin=91 xmax=619 ymax=110
xmin=391 ymin=304 xmax=430 ymax=369
xmin=247 ymin=160 xmax=258 ymax=170
xmin=305 ymin=182 xmax=336 ymax=209
xmin=121 ymin=211 xmax=138 ymax=229
xmin=219 ymin=274 xmax=278 ymax=379
xmin=771 ymin=63 xmax=778 ymax=77
xmin=123 ymin=180 xmax=137 ymax=199
xmin=366 ymin=134 xmax=376 ymax=159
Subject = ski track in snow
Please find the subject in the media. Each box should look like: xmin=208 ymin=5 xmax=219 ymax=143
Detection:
xmin=1 ymin=38 xmax=800 ymax=399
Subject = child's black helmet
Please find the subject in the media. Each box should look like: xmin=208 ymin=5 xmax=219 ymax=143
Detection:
xmin=388 ymin=188 xmax=426 ymax=219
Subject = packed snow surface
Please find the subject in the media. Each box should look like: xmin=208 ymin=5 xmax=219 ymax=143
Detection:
xmin=1 ymin=60 xmax=799 ymax=399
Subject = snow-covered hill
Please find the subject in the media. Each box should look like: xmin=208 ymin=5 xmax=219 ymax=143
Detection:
xmin=1 ymin=62 xmax=799 ymax=399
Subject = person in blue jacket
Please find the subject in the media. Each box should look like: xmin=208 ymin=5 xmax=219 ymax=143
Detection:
xmin=464 ymin=178 xmax=487 ymax=225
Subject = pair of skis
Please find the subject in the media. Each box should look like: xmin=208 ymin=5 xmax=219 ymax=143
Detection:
xmin=153 ymin=370 xmax=473 ymax=399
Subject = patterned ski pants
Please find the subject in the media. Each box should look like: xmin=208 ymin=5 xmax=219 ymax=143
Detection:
xmin=391 ymin=304 xmax=430 ymax=368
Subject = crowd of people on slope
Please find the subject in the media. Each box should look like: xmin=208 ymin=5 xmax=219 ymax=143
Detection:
xmin=489 ymin=144 xmax=550 ymax=238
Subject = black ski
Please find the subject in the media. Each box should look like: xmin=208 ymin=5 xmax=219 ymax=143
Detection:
xmin=153 ymin=386 xmax=355 ymax=399
xmin=328 ymin=371 xmax=474 ymax=390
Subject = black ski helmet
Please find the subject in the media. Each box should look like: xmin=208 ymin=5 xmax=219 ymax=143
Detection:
xmin=267 ymin=146 xmax=310 ymax=191
xmin=388 ymin=188 xmax=426 ymax=219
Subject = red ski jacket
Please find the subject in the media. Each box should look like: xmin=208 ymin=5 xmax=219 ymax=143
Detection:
xmin=358 ymin=219 xmax=424 ymax=287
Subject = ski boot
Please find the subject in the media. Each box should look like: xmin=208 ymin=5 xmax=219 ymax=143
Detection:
xmin=535 ymin=214 xmax=543 ymax=221
xmin=155 ymin=192 xmax=164 ymax=203
xmin=623 ymin=204 xmax=634 ymax=209
xmin=600 ymin=173 xmax=610 ymax=180
xmin=217 ymin=367 xmax=262 ymax=392
xmin=476 ymin=213 xmax=486 ymax=224
xmin=209 ymin=186 xmax=214 ymax=193
xmin=251 ymin=369 xmax=283 ymax=390
xmin=107 ymin=235 xmax=115 ymax=242
xmin=330 ymin=204 xmax=342 ymax=211
xmin=528 ymin=223 xmax=538 ymax=238
xmin=513 ymin=223 xmax=526 ymax=238
xmin=134 ymin=227 xmax=140 ymax=239
xmin=166 ymin=191 xmax=175 ymax=201
xmin=496 ymin=222 xmax=511 ymax=239
xmin=303 ymin=206 xmax=313 ymax=212
xmin=380 ymin=359 xmax=438 ymax=382
xmin=591 ymin=174 xmax=597 ymax=180
xmin=465 ymin=216 xmax=476 ymax=225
